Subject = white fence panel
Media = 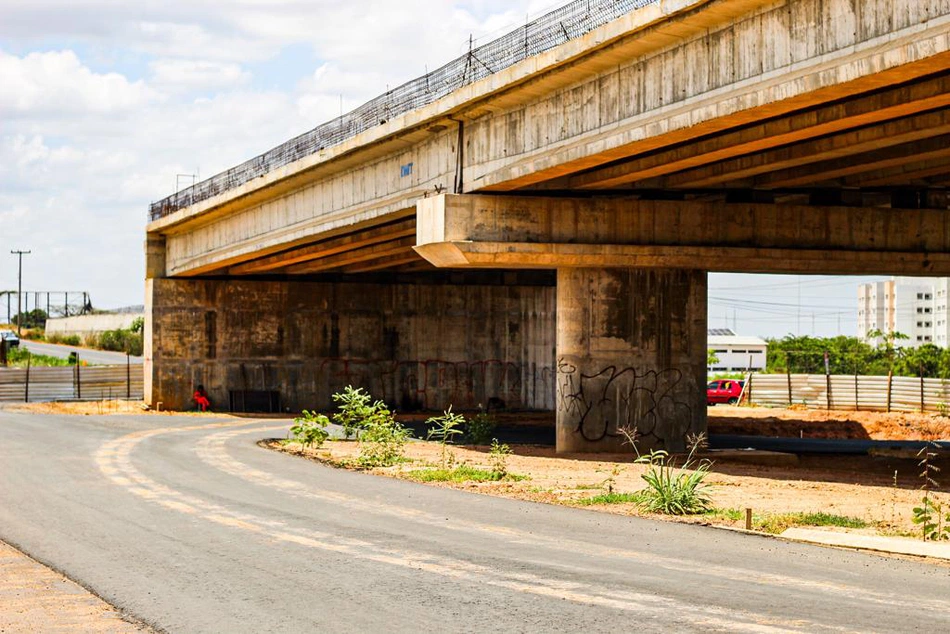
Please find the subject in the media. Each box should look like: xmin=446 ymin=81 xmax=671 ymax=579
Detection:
xmin=744 ymin=372 xmax=950 ymax=413
xmin=0 ymin=364 xmax=143 ymax=402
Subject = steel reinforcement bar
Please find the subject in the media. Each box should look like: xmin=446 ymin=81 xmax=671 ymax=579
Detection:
xmin=148 ymin=0 xmax=655 ymax=221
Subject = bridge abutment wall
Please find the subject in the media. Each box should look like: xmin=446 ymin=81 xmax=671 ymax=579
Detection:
xmin=144 ymin=277 xmax=555 ymax=413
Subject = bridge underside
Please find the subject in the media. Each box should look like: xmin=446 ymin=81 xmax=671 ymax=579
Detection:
xmin=146 ymin=12 xmax=950 ymax=451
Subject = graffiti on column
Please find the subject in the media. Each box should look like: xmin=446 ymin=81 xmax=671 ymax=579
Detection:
xmin=556 ymin=358 xmax=692 ymax=443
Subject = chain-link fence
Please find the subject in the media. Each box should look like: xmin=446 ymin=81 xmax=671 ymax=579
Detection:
xmin=149 ymin=0 xmax=657 ymax=221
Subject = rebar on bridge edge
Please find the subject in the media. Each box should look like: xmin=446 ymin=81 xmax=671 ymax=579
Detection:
xmin=149 ymin=0 xmax=656 ymax=221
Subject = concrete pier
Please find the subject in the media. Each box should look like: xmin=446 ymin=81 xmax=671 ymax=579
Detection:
xmin=555 ymin=268 xmax=707 ymax=453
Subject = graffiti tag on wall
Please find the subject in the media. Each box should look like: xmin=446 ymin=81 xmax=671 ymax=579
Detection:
xmin=555 ymin=358 xmax=692 ymax=445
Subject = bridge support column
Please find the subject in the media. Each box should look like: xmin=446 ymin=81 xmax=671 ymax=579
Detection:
xmin=555 ymin=268 xmax=706 ymax=454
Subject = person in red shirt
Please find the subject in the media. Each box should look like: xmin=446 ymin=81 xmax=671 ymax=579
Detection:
xmin=193 ymin=385 xmax=211 ymax=412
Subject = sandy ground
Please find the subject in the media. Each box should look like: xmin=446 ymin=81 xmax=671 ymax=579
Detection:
xmin=709 ymin=405 xmax=950 ymax=440
xmin=273 ymin=436 xmax=950 ymax=538
xmin=8 ymin=400 xmax=235 ymax=417
xmin=16 ymin=400 xmax=950 ymax=441
xmin=0 ymin=541 xmax=147 ymax=633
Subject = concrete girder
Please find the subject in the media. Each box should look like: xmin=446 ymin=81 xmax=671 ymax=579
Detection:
xmin=228 ymin=218 xmax=416 ymax=275
xmin=560 ymin=74 xmax=950 ymax=190
xmin=661 ymin=109 xmax=950 ymax=190
xmin=415 ymin=194 xmax=950 ymax=275
xmin=342 ymin=251 xmax=425 ymax=273
xmin=285 ymin=236 xmax=417 ymax=274
xmin=755 ymin=134 xmax=950 ymax=190
xmin=845 ymin=157 xmax=950 ymax=187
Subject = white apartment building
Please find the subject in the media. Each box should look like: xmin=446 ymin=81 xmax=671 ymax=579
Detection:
xmin=707 ymin=328 xmax=768 ymax=372
xmin=857 ymin=277 xmax=950 ymax=347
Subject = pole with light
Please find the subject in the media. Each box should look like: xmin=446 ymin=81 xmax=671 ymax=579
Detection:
xmin=10 ymin=250 xmax=31 ymax=336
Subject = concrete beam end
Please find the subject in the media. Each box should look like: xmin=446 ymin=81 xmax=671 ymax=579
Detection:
xmin=412 ymin=243 xmax=472 ymax=268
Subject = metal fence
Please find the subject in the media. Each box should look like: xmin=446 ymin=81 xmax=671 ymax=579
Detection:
xmin=0 ymin=364 xmax=143 ymax=403
xmin=148 ymin=0 xmax=657 ymax=221
xmin=743 ymin=373 xmax=950 ymax=413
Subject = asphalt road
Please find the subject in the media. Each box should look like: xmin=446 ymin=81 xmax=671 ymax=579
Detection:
xmin=1 ymin=410 xmax=948 ymax=633
xmin=20 ymin=339 xmax=143 ymax=365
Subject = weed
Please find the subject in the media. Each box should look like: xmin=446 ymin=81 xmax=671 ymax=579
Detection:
xmin=704 ymin=508 xmax=744 ymax=522
xmin=488 ymin=438 xmax=513 ymax=477
xmin=912 ymin=441 xmax=950 ymax=541
xmin=466 ymin=411 xmax=497 ymax=445
xmin=619 ymin=429 xmax=714 ymax=516
xmin=576 ymin=492 xmax=641 ymax=506
xmin=601 ymin=464 xmax=622 ymax=494
xmin=426 ymin=406 xmax=465 ymax=469
xmin=634 ymin=448 xmax=714 ymax=515
xmin=405 ymin=464 xmax=506 ymax=483
xmin=290 ymin=410 xmax=330 ymax=449
xmin=705 ymin=508 xmax=869 ymax=534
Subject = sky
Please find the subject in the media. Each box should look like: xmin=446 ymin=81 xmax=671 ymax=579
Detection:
xmin=0 ymin=1 xmax=888 ymax=339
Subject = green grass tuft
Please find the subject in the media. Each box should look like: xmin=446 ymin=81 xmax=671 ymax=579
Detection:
xmin=405 ymin=464 xmax=525 ymax=483
xmin=705 ymin=508 xmax=869 ymax=534
xmin=576 ymin=492 xmax=642 ymax=506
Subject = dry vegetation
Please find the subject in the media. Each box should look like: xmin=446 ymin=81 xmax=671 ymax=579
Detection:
xmin=268 ymin=432 xmax=950 ymax=538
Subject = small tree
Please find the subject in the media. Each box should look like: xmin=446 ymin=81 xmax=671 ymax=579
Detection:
xmin=426 ymin=406 xmax=465 ymax=469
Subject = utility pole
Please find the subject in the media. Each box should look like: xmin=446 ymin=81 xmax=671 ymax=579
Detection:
xmin=10 ymin=250 xmax=31 ymax=336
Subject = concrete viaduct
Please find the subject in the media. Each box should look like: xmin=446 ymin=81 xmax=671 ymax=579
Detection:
xmin=146 ymin=0 xmax=950 ymax=452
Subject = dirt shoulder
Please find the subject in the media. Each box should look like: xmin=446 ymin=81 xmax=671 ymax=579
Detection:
xmin=8 ymin=400 xmax=241 ymax=418
xmin=0 ymin=540 xmax=148 ymax=633
xmin=710 ymin=405 xmax=950 ymax=440
xmin=266 ymin=436 xmax=950 ymax=542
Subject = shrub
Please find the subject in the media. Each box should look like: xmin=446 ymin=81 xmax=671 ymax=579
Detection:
xmin=290 ymin=410 xmax=330 ymax=448
xmin=357 ymin=413 xmax=411 ymax=468
xmin=466 ymin=411 xmax=497 ymax=445
xmin=96 ymin=328 xmax=143 ymax=356
xmin=332 ymin=386 xmax=374 ymax=439
xmin=62 ymin=335 xmax=81 ymax=346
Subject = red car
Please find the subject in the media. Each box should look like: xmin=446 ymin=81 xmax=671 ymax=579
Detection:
xmin=707 ymin=379 xmax=744 ymax=405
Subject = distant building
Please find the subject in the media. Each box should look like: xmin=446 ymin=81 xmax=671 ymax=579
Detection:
xmin=857 ymin=277 xmax=950 ymax=347
xmin=707 ymin=328 xmax=767 ymax=372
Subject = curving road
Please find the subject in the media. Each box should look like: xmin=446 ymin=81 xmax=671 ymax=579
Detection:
xmin=0 ymin=409 xmax=948 ymax=633
xmin=20 ymin=339 xmax=143 ymax=365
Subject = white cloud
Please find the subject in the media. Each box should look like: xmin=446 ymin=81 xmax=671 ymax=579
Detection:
xmin=0 ymin=1 xmax=548 ymax=309
xmin=148 ymin=58 xmax=250 ymax=91
xmin=0 ymin=50 xmax=153 ymax=118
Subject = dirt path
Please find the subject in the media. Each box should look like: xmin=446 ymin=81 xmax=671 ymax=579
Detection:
xmin=0 ymin=540 xmax=147 ymax=633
